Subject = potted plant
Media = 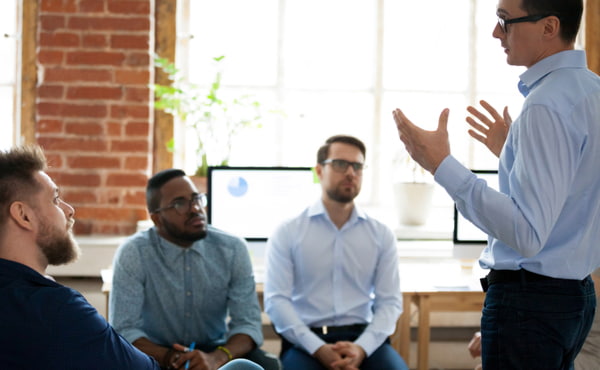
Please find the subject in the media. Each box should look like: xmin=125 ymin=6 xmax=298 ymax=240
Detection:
xmin=153 ymin=56 xmax=264 ymax=177
xmin=392 ymin=151 xmax=435 ymax=226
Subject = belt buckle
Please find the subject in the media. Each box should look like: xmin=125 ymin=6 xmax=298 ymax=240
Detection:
xmin=321 ymin=326 xmax=328 ymax=335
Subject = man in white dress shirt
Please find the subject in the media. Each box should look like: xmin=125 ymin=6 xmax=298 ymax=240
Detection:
xmin=264 ymin=135 xmax=408 ymax=370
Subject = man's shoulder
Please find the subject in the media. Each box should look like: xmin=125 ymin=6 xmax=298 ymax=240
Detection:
xmin=206 ymin=225 xmax=246 ymax=247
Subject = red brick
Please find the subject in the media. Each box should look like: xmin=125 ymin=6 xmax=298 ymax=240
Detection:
xmin=62 ymin=189 xmax=98 ymax=204
xmin=107 ymin=122 xmax=123 ymax=136
xmin=126 ymin=52 xmax=150 ymax=67
xmin=67 ymin=155 xmax=120 ymax=169
xmin=125 ymin=121 xmax=149 ymax=136
xmin=123 ymin=190 xmax=146 ymax=206
xmin=66 ymin=51 xmax=126 ymax=66
xmin=111 ymin=35 xmax=149 ymax=50
xmin=37 ymin=102 xmax=108 ymax=118
xmin=41 ymin=0 xmax=77 ymax=13
xmin=38 ymin=84 xmax=64 ymax=99
xmin=82 ymin=34 xmax=108 ymax=48
xmin=106 ymin=173 xmax=147 ymax=187
xmin=37 ymin=137 xmax=108 ymax=152
xmin=44 ymin=67 xmax=112 ymax=83
xmin=38 ymin=50 xmax=64 ymax=65
xmin=68 ymin=16 xmax=150 ymax=31
xmin=75 ymin=206 xmax=139 ymax=221
xmin=40 ymin=32 xmax=80 ymax=47
xmin=110 ymin=139 xmax=149 ymax=152
xmin=108 ymin=1 xmax=150 ymax=15
xmin=46 ymin=171 xmax=102 ymax=187
xmin=65 ymin=122 xmax=104 ymax=135
xmin=44 ymin=153 xmax=63 ymax=168
xmin=67 ymin=86 xmax=123 ymax=100
xmin=115 ymin=70 xmax=149 ymax=85
xmin=79 ymin=0 xmax=105 ymax=12
xmin=38 ymin=119 xmax=64 ymax=133
xmin=110 ymin=104 xmax=149 ymax=119
xmin=40 ymin=15 xmax=66 ymax=31
xmin=124 ymin=156 xmax=148 ymax=170
xmin=125 ymin=86 xmax=150 ymax=102
xmin=98 ymin=189 xmax=123 ymax=204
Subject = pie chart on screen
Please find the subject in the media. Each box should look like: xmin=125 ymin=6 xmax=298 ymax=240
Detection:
xmin=227 ymin=176 xmax=248 ymax=197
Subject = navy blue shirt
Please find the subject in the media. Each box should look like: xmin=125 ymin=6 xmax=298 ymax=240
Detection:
xmin=0 ymin=258 xmax=159 ymax=370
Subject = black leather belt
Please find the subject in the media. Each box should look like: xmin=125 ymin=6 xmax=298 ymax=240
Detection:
xmin=481 ymin=269 xmax=559 ymax=292
xmin=310 ymin=324 xmax=367 ymax=335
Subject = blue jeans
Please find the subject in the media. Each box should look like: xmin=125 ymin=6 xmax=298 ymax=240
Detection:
xmin=281 ymin=331 xmax=408 ymax=370
xmin=481 ymin=275 xmax=596 ymax=370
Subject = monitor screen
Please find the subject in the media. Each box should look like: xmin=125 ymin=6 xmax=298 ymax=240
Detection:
xmin=207 ymin=166 xmax=321 ymax=241
xmin=453 ymin=170 xmax=499 ymax=244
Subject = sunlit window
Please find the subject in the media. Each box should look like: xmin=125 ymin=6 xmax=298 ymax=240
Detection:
xmin=0 ymin=0 xmax=19 ymax=150
xmin=173 ymin=0 xmax=535 ymax=233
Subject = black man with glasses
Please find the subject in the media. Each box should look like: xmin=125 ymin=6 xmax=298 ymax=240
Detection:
xmin=265 ymin=135 xmax=408 ymax=370
xmin=110 ymin=169 xmax=281 ymax=370
xmin=393 ymin=0 xmax=599 ymax=369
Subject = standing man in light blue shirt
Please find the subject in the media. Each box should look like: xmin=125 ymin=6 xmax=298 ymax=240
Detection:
xmin=110 ymin=169 xmax=279 ymax=370
xmin=392 ymin=0 xmax=599 ymax=369
xmin=264 ymin=135 xmax=408 ymax=370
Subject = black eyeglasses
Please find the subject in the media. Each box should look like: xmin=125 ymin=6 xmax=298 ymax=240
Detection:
xmin=497 ymin=14 xmax=553 ymax=33
xmin=153 ymin=193 xmax=207 ymax=215
xmin=321 ymin=159 xmax=366 ymax=173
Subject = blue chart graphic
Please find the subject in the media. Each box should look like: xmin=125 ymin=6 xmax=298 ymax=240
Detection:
xmin=227 ymin=176 xmax=249 ymax=197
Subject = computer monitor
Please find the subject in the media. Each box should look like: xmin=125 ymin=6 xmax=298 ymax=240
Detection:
xmin=207 ymin=166 xmax=321 ymax=241
xmin=453 ymin=169 xmax=499 ymax=259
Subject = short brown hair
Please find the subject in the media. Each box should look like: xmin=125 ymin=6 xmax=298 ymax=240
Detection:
xmin=316 ymin=135 xmax=366 ymax=164
xmin=0 ymin=145 xmax=47 ymax=226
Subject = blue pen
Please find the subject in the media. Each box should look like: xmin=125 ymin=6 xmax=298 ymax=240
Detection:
xmin=185 ymin=342 xmax=196 ymax=370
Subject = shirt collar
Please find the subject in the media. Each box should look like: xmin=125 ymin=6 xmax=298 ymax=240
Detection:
xmin=518 ymin=50 xmax=587 ymax=97
xmin=149 ymin=227 xmax=204 ymax=263
xmin=307 ymin=199 xmax=367 ymax=226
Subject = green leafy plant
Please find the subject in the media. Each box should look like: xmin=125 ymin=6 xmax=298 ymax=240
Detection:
xmin=153 ymin=55 xmax=264 ymax=176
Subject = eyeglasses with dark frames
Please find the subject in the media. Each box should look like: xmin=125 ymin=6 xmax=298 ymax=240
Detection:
xmin=497 ymin=14 xmax=553 ymax=33
xmin=321 ymin=159 xmax=366 ymax=173
xmin=153 ymin=193 xmax=208 ymax=215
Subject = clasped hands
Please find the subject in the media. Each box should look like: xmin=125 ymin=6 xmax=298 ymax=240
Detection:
xmin=392 ymin=100 xmax=512 ymax=174
xmin=167 ymin=343 xmax=229 ymax=370
xmin=314 ymin=341 xmax=366 ymax=370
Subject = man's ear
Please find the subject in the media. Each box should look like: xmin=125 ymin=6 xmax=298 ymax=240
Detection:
xmin=9 ymin=201 xmax=35 ymax=231
xmin=149 ymin=212 xmax=161 ymax=228
xmin=543 ymin=16 xmax=561 ymax=40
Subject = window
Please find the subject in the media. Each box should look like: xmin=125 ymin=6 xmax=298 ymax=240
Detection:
xmin=173 ymin=0 xmax=583 ymax=234
xmin=0 ymin=0 xmax=19 ymax=150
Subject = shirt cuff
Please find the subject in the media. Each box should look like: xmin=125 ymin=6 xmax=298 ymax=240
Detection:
xmin=298 ymin=329 xmax=326 ymax=355
xmin=434 ymin=155 xmax=473 ymax=197
xmin=354 ymin=330 xmax=378 ymax=357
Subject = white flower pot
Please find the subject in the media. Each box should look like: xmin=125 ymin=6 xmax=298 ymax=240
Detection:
xmin=393 ymin=182 xmax=435 ymax=226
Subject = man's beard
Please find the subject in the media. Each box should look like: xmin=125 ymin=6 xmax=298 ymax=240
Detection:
xmin=37 ymin=219 xmax=80 ymax=266
xmin=161 ymin=214 xmax=207 ymax=243
xmin=326 ymin=184 xmax=358 ymax=204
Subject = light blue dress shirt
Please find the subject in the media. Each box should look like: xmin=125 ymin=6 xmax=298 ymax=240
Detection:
xmin=109 ymin=226 xmax=263 ymax=349
xmin=264 ymin=200 xmax=402 ymax=356
xmin=436 ymin=50 xmax=600 ymax=279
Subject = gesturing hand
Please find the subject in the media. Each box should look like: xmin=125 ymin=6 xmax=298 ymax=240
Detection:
xmin=392 ymin=108 xmax=451 ymax=175
xmin=466 ymin=100 xmax=511 ymax=158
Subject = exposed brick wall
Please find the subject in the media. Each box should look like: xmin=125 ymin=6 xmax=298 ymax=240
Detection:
xmin=36 ymin=0 xmax=154 ymax=235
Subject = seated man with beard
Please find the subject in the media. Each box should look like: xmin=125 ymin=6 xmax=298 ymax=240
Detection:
xmin=0 ymin=145 xmax=160 ymax=369
xmin=264 ymin=135 xmax=408 ymax=370
xmin=110 ymin=169 xmax=280 ymax=370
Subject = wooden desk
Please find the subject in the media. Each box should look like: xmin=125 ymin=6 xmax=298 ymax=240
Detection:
xmin=391 ymin=290 xmax=485 ymax=370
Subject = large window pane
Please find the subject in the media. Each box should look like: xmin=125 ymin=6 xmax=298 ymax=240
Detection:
xmin=0 ymin=0 xmax=18 ymax=150
xmin=186 ymin=0 xmax=279 ymax=86
xmin=383 ymin=0 xmax=471 ymax=92
xmin=283 ymin=0 xmax=376 ymax=89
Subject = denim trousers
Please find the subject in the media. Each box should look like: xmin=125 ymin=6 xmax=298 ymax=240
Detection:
xmin=280 ymin=330 xmax=408 ymax=370
xmin=481 ymin=275 xmax=596 ymax=370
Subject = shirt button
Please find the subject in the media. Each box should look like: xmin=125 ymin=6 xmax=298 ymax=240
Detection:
xmin=185 ymin=312 xmax=191 ymax=317
xmin=186 ymin=266 xmax=190 ymax=271
xmin=186 ymin=291 xmax=191 ymax=296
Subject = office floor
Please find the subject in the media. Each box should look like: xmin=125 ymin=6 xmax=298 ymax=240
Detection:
xmin=57 ymin=277 xmax=481 ymax=370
